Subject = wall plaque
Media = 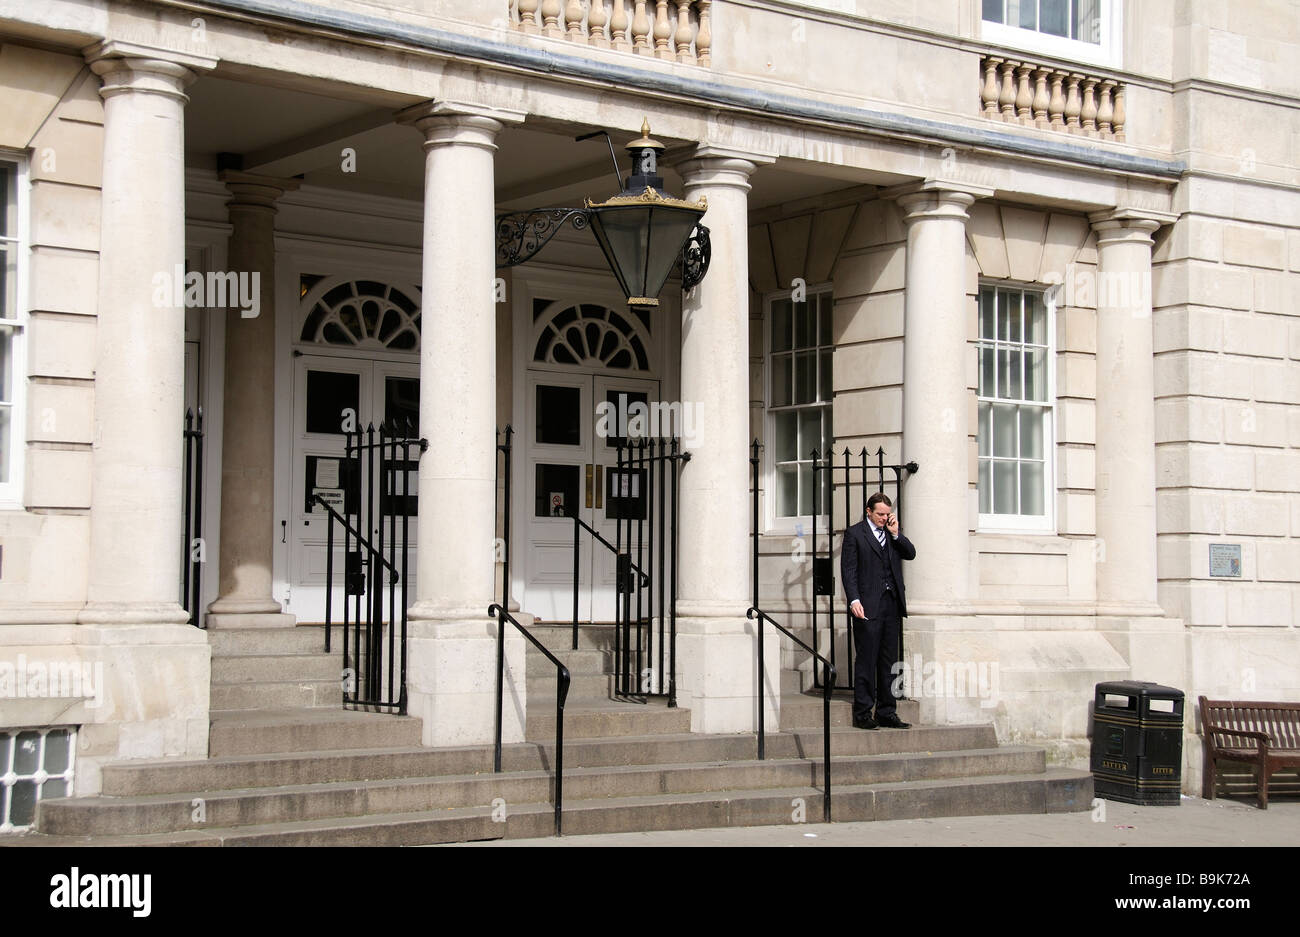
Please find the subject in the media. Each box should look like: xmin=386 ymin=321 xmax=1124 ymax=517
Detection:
xmin=1208 ymin=543 xmax=1242 ymax=578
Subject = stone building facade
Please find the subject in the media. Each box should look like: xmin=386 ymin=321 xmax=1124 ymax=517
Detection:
xmin=0 ymin=0 xmax=1296 ymax=821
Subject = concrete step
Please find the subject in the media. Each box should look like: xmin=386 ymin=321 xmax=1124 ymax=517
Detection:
xmin=211 ymin=654 xmax=343 ymax=684
xmin=778 ymin=693 xmax=921 ymax=730
xmin=525 ymin=647 xmax=610 ymax=677
xmin=37 ymin=746 xmax=1049 ymax=836
xmin=207 ymin=708 xmax=424 ymax=757
xmin=101 ymin=720 xmax=1007 ymax=798
xmin=27 ymin=768 xmax=1089 ymax=846
xmin=206 ymin=627 xmax=336 ymax=656
xmin=529 ymin=672 xmax=614 ymax=700
xmin=209 ymin=679 xmax=342 ymax=711
xmin=526 ymin=700 xmax=692 ymax=740
xmin=525 ymin=624 xmax=622 ymax=651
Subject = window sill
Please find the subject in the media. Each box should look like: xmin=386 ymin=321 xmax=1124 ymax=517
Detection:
xmin=980 ymin=20 xmax=1119 ymax=69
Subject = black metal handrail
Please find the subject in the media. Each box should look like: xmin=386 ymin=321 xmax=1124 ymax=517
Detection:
xmin=181 ymin=408 xmax=205 ymax=627
xmin=568 ymin=511 xmax=650 ymax=651
xmin=489 ymin=602 xmax=570 ymax=837
xmin=747 ymin=606 xmax=837 ymax=824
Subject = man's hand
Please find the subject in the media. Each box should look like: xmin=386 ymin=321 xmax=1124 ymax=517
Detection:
xmin=886 ymin=512 xmax=900 ymax=537
xmin=850 ymin=599 xmax=865 ymax=619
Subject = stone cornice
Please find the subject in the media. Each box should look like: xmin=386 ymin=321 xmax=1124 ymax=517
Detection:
xmin=158 ymin=0 xmax=1185 ymax=182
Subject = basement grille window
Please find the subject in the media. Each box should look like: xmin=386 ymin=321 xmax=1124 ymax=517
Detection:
xmin=0 ymin=727 xmax=76 ymax=832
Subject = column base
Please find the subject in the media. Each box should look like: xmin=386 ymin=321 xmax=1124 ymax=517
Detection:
xmin=77 ymin=601 xmax=190 ymax=625
xmin=903 ymin=612 xmax=1188 ymax=781
xmin=0 ymin=622 xmax=210 ymax=797
xmin=675 ymin=613 xmax=780 ymax=734
xmin=406 ymin=615 xmax=526 ymax=747
xmin=206 ymin=612 xmax=298 ymax=630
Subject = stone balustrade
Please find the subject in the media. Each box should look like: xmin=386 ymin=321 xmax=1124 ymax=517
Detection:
xmin=510 ymin=1 xmax=712 ymax=66
xmin=979 ymin=55 xmax=1125 ymax=141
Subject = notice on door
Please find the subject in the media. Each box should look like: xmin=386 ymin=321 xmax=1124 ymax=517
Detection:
xmin=315 ymin=458 xmax=340 ymax=489
xmin=313 ymin=487 xmax=345 ymax=514
xmin=550 ymin=492 xmax=565 ymax=516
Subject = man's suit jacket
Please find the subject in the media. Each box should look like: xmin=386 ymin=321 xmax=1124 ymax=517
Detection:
xmin=841 ymin=519 xmax=916 ymax=619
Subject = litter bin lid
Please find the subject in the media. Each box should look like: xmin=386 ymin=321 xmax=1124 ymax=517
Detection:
xmin=1095 ymin=680 xmax=1184 ymax=700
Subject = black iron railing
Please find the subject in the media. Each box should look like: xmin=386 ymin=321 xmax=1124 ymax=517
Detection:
xmin=747 ymin=606 xmax=836 ymax=823
xmin=316 ymin=422 xmax=424 ymax=713
xmin=564 ymin=438 xmax=687 ymax=703
xmin=181 ymin=408 xmax=205 ymax=628
xmin=490 ymin=602 xmax=569 ymax=836
xmin=568 ymin=513 xmax=648 ymax=651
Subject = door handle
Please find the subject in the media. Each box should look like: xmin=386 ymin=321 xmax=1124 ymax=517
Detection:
xmin=585 ymin=463 xmax=593 ymax=509
xmin=595 ymin=465 xmax=603 ymax=509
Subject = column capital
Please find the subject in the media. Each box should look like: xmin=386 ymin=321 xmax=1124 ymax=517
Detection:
xmin=884 ymin=180 xmax=995 ymax=223
xmin=1088 ymin=207 xmax=1177 ymax=245
xmin=85 ymin=39 xmax=216 ymax=102
xmin=397 ymin=100 xmax=526 ymax=151
xmin=672 ymin=144 xmax=776 ymax=191
xmin=219 ymin=170 xmax=301 ymax=215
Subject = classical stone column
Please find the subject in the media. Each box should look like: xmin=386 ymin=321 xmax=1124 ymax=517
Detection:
xmin=674 ymin=146 xmax=777 ymax=733
xmin=889 ymin=182 xmax=991 ymax=611
xmin=1089 ymin=208 xmax=1174 ymax=614
xmin=207 ymin=173 xmax=299 ymax=628
xmin=398 ymin=101 xmax=526 ymax=747
xmin=79 ymin=41 xmax=216 ymax=625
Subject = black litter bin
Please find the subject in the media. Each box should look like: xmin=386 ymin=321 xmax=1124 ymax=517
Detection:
xmin=1091 ymin=681 xmax=1184 ymax=805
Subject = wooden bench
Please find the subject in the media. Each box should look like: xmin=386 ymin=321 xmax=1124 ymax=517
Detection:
xmin=1199 ymin=697 xmax=1300 ymax=809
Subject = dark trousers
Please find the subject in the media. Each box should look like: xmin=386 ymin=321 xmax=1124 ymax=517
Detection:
xmin=852 ymin=589 xmax=901 ymax=721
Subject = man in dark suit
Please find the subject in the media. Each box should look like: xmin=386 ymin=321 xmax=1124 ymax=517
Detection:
xmin=841 ymin=492 xmax=916 ymax=729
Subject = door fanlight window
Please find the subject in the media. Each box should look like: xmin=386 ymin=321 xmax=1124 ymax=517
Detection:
xmin=299 ymin=278 xmax=421 ymax=351
xmin=532 ymin=300 xmax=651 ymax=372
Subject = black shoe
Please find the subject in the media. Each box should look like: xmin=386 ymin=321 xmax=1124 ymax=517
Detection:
xmin=852 ymin=715 xmax=878 ymax=730
xmin=875 ymin=714 xmax=911 ymax=729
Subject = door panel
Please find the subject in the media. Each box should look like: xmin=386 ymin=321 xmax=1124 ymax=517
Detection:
xmin=288 ymin=356 xmax=417 ymax=622
xmin=522 ymin=371 xmax=659 ymax=624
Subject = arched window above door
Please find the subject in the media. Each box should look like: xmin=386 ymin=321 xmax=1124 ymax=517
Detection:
xmin=531 ymin=300 xmax=651 ymax=372
xmin=299 ymin=277 xmax=422 ymax=351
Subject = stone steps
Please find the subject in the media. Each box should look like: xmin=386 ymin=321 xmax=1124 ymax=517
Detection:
xmin=207 ymin=708 xmax=424 ymax=757
xmin=26 ymin=769 xmax=1088 ymax=846
xmin=36 ymin=746 xmax=1051 ymax=837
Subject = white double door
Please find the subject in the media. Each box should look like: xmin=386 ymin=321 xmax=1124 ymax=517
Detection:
xmin=523 ymin=370 xmax=659 ymax=624
xmin=287 ymin=354 xmax=420 ymax=623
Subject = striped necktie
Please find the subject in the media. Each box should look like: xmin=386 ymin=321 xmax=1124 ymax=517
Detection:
xmin=875 ymin=525 xmax=886 ymax=548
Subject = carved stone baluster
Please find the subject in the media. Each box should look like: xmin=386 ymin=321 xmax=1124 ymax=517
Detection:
xmin=610 ymin=0 xmax=630 ymax=50
xmin=518 ymin=0 xmax=541 ymax=33
xmin=1112 ymin=85 xmax=1126 ymax=142
xmin=654 ymin=1 xmax=674 ymax=59
xmin=1032 ymin=67 xmax=1050 ymax=129
xmin=542 ymin=0 xmax=563 ymax=37
xmin=674 ymin=0 xmax=695 ymax=63
xmin=1048 ymin=70 xmax=1066 ymax=131
xmin=1014 ymin=63 xmax=1034 ymax=124
xmin=981 ymin=57 xmax=1002 ymax=119
xmin=632 ymin=1 xmax=652 ymax=54
xmin=1065 ymin=73 xmax=1083 ymax=133
xmin=999 ymin=60 xmax=1018 ymax=121
xmin=566 ymin=0 xmax=586 ymax=41
xmin=589 ymin=0 xmax=610 ymax=46
xmin=1081 ymin=77 xmax=1098 ymax=136
xmin=1097 ymin=79 xmax=1116 ymax=138
xmin=696 ymin=1 xmax=712 ymax=66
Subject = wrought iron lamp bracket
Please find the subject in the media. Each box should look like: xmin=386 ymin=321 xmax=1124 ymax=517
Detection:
xmin=495 ymin=208 xmax=590 ymax=268
xmin=679 ymin=223 xmax=711 ymax=292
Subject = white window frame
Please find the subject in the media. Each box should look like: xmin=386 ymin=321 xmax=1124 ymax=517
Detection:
xmin=0 ymin=153 xmax=28 ymax=508
xmin=764 ymin=283 xmax=834 ymax=533
xmin=980 ymin=0 xmax=1122 ymax=69
xmin=976 ymin=282 xmax=1056 ymax=534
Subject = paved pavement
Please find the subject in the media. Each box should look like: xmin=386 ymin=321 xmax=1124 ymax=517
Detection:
xmin=445 ymin=794 xmax=1300 ymax=847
